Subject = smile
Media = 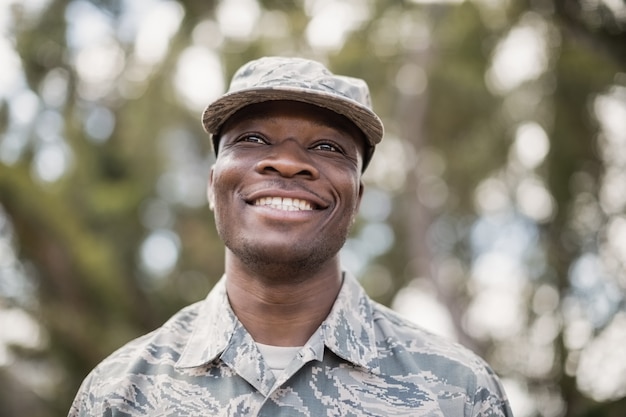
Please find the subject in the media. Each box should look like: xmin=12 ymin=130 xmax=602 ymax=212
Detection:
xmin=253 ymin=197 xmax=315 ymax=211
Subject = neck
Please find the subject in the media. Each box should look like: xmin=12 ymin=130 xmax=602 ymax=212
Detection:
xmin=224 ymin=251 xmax=343 ymax=347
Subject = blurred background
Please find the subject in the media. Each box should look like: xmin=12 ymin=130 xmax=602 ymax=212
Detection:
xmin=1 ymin=0 xmax=625 ymax=415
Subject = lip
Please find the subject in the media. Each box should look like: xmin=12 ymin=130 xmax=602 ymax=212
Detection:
xmin=244 ymin=189 xmax=329 ymax=210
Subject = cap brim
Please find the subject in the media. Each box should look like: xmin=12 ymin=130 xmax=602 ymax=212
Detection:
xmin=202 ymin=86 xmax=384 ymax=149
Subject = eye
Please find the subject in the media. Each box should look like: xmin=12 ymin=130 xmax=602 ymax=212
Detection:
xmin=237 ymin=134 xmax=267 ymax=145
xmin=312 ymin=142 xmax=342 ymax=153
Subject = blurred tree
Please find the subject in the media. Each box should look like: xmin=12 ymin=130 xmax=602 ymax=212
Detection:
xmin=0 ymin=0 xmax=624 ymax=416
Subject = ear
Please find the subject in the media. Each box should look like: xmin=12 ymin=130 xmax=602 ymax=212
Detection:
xmin=207 ymin=167 xmax=215 ymax=211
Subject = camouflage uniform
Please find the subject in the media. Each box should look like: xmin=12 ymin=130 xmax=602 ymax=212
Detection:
xmin=69 ymin=273 xmax=513 ymax=416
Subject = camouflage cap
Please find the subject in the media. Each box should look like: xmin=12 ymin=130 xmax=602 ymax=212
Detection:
xmin=202 ymin=56 xmax=384 ymax=169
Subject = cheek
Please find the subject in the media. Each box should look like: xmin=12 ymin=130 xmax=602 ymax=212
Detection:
xmin=209 ymin=160 xmax=250 ymax=215
xmin=211 ymin=157 xmax=240 ymax=190
xmin=211 ymin=181 xmax=233 ymax=213
xmin=338 ymin=178 xmax=362 ymax=217
xmin=209 ymin=167 xmax=232 ymax=210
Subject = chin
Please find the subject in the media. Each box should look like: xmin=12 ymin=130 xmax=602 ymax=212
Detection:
xmin=229 ymin=238 xmax=344 ymax=275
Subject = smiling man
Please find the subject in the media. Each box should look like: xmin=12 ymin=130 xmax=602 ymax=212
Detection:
xmin=69 ymin=57 xmax=513 ymax=416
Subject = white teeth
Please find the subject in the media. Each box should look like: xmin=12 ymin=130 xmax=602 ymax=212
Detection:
xmin=254 ymin=197 xmax=313 ymax=211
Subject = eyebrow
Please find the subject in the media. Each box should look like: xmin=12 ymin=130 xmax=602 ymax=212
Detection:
xmin=310 ymin=117 xmax=356 ymax=134
xmin=253 ymin=112 xmax=361 ymax=139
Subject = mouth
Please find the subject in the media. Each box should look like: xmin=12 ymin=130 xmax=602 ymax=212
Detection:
xmin=253 ymin=197 xmax=317 ymax=211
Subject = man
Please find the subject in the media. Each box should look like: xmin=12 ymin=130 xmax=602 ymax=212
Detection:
xmin=69 ymin=57 xmax=513 ymax=416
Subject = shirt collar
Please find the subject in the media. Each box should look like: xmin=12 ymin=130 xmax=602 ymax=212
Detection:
xmin=176 ymin=277 xmax=236 ymax=368
xmin=321 ymin=271 xmax=380 ymax=372
xmin=176 ymin=272 xmax=379 ymax=373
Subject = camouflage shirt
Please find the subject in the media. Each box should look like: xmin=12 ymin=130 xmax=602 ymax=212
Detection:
xmin=69 ymin=273 xmax=513 ymax=417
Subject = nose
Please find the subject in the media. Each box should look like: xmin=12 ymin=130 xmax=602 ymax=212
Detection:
xmin=255 ymin=139 xmax=320 ymax=179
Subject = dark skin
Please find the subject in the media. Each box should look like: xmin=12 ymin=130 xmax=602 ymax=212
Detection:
xmin=207 ymin=100 xmax=367 ymax=347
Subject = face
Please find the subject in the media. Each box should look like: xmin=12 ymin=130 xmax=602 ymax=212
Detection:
xmin=208 ymin=100 xmax=366 ymax=273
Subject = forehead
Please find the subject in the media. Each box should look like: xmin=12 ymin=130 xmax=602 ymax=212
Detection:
xmin=220 ymin=101 xmax=366 ymax=144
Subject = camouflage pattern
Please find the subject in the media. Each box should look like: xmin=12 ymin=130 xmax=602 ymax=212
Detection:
xmin=69 ymin=273 xmax=513 ymax=417
xmin=202 ymin=57 xmax=384 ymax=168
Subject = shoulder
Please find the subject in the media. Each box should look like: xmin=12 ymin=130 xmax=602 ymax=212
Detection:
xmin=369 ymin=301 xmax=512 ymax=414
xmin=370 ymin=300 xmax=503 ymax=385
xmin=108 ymin=301 xmax=202 ymax=362
xmin=77 ymin=301 xmax=203 ymax=389
xmin=372 ymin=300 xmax=475 ymax=358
